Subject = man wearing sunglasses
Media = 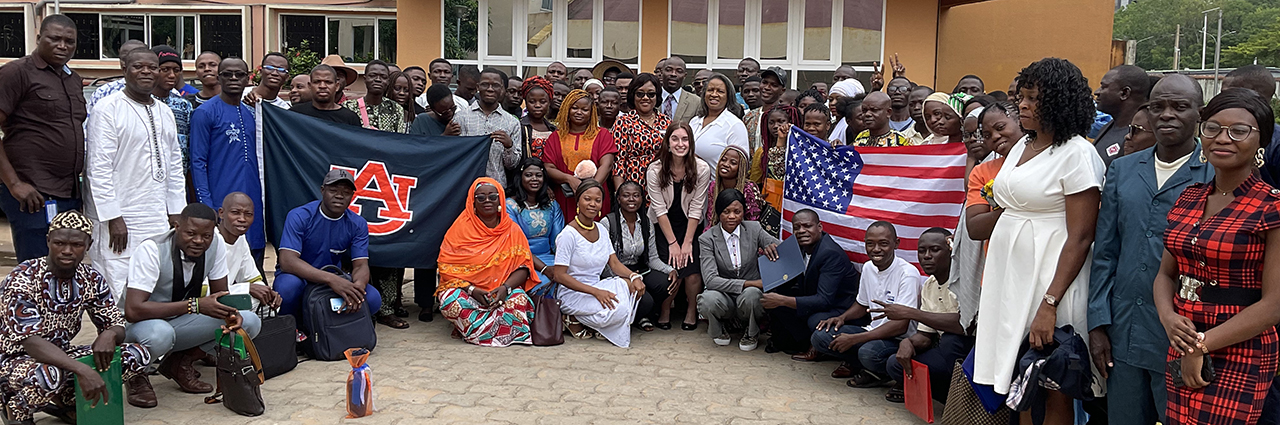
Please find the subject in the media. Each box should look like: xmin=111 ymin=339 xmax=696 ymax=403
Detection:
xmin=190 ymin=57 xmax=268 ymax=269
xmin=273 ymin=169 xmax=380 ymax=318
xmin=1089 ymin=73 xmax=1210 ymax=425
xmin=242 ymin=53 xmax=291 ymax=110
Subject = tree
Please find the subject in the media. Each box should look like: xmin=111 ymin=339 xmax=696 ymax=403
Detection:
xmin=444 ymin=0 xmax=479 ymax=60
xmin=1114 ymin=0 xmax=1278 ymax=70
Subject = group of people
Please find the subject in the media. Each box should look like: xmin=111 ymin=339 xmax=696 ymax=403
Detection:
xmin=1 ymin=13 xmax=1279 ymax=425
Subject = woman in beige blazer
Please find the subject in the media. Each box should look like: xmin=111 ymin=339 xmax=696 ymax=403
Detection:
xmin=645 ymin=122 xmax=713 ymax=330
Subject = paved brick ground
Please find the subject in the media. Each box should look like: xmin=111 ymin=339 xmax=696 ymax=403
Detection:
xmin=0 ymin=223 xmax=924 ymax=424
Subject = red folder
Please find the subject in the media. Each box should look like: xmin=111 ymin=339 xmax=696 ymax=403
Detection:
xmin=904 ymin=360 xmax=934 ymax=423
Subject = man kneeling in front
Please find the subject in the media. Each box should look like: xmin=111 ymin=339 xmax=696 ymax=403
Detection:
xmin=0 ymin=211 xmax=152 ymax=422
xmin=123 ymin=203 xmax=261 ymax=402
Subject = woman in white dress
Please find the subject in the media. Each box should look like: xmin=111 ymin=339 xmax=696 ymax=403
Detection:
xmin=553 ymin=179 xmax=647 ymax=348
xmin=974 ymin=58 xmax=1105 ymax=425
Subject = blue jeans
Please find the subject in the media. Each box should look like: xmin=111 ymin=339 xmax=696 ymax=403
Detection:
xmin=1260 ymin=374 xmax=1280 ymax=425
xmin=0 ymin=185 xmax=81 ymax=263
xmin=274 ymin=272 xmax=382 ymax=317
xmin=885 ymin=333 xmax=974 ymax=403
xmin=810 ymin=325 xmax=901 ymax=378
xmin=125 ymin=310 xmax=262 ymax=358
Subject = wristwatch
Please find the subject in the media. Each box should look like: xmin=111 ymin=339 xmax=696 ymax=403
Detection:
xmin=1043 ymin=294 xmax=1059 ymax=307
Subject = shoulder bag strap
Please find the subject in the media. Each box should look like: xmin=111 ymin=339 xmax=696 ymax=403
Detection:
xmin=357 ymin=98 xmax=375 ymax=130
xmin=236 ymin=328 xmax=266 ymax=384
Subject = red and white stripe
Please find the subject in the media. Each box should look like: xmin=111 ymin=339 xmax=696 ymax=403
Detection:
xmin=783 ymin=143 xmax=968 ymax=268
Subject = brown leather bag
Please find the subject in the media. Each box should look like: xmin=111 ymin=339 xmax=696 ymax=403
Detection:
xmin=530 ymin=287 xmax=564 ymax=346
xmin=205 ymin=328 xmax=266 ymax=416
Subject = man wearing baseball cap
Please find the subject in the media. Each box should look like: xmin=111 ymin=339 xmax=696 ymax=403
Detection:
xmin=272 ymin=169 xmax=381 ymax=318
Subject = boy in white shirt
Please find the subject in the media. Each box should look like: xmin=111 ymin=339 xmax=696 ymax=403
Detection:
xmin=205 ymin=192 xmax=280 ymax=309
xmin=810 ymin=221 xmax=922 ymax=388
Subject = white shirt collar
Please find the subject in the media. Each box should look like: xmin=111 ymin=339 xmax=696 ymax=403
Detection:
xmin=721 ymin=224 xmax=741 ymax=241
xmin=664 ymin=88 xmax=684 ymax=102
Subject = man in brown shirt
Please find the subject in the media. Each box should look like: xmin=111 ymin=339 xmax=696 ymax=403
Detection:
xmin=0 ymin=14 xmax=88 ymax=262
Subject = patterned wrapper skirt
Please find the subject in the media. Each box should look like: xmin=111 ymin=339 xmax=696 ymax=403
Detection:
xmin=438 ymin=287 xmax=535 ymax=347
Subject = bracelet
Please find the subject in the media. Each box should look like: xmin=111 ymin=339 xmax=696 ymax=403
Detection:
xmin=629 ymin=273 xmax=642 ymax=281
xmin=186 ymin=299 xmax=195 ymax=315
xmin=539 ymin=265 xmax=549 ymax=276
xmin=193 ymin=297 xmax=200 ymax=315
xmin=669 ymin=241 xmax=678 ymax=246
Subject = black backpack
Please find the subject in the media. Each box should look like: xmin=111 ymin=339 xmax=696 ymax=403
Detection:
xmin=297 ymin=266 xmax=377 ymax=361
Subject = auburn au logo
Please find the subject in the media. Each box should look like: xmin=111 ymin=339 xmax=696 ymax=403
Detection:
xmin=331 ymin=161 xmax=419 ymax=236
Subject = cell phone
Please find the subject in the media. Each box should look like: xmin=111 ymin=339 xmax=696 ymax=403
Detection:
xmin=330 ymin=297 xmax=347 ymax=312
xmin=217 ymin=294 xmax=252 ymax=310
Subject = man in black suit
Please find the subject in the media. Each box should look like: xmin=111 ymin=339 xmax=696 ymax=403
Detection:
xmin=761 ymin=209 xmax=861 ymax=357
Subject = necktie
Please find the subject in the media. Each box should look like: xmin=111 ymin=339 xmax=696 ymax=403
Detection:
xmin=663 ymin=94 xmax=677 ymax=118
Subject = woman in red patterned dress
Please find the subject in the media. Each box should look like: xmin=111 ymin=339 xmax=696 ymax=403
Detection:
xmin=611 ymin=73 xmax=671 ymax=190
xmin=1155 ymin=88 xmax=1280 ymax=424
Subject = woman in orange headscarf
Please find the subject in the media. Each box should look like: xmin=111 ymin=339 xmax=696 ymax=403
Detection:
xmin=436 ymin=177 xmax=540 ymax=347
xmin=541 ymin=89 xmax=619 ymax=220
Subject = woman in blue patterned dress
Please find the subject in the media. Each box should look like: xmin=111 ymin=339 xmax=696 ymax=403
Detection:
xmin=507 ymin=157 xmax=565 ymax=296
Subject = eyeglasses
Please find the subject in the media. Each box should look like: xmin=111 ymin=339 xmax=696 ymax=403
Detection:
xmin=963 ymin=131 xmax=983 ymax=141
xmin=261 ymin=65 xmax=288 ymax=74
xmin=886 ymin=86 xmax=910 ymax=93
xmin=474 ymin=193 xmax=501 ymax=202
xmin=218 ymin=71 xmax=248 ymax=79
xmin=478 ymin=82 xmax=503 ymax=90
xmin=634 ymin=91 xmax=658 ymax=99
xmin=1200 ymin=121 xmax=1260 ymax=142
xmin=1129 ymin=124 xmax=1152 ymax=134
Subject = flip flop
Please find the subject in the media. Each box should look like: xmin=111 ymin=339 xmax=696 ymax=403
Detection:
xmin=376 ymin=315 xmax=410 ymax=329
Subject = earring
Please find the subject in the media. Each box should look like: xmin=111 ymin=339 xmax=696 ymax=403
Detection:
xmin=1257 ymin=148 xmax=1267 ymax=168
xmin=1199 ymin=146 xmax=1207 ymax=163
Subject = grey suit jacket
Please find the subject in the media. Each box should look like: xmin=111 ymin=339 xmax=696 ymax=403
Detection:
xmin=699 ymin=221 xmax=781 ymax=295
xmin=671 ymin=90 xmax=702 ymax=125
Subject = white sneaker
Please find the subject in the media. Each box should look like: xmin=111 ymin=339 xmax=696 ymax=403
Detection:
xmin=739 ymin=335 xmax=758 ymax=351
xmin=713 ymin=334 xmax=731 ymax=346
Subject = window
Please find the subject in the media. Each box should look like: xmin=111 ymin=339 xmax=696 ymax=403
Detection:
xmin=602 ymin=0 xmax=639 ymax=63
xmin=151 ymin=15 xmax=196 ymax=60
xmin=526 ymin=1 xmax=552 ymax=58
xmin=669 ymin=0 xmax=707 ymax=64
xmin=802 ymin=0 xmax=832 ymax=61
xmin=717 ymin=0 xmax=745 ymax=60
xmin=444 ymin=0 xmax=478 ymax=60
xmin=487 ymin=0 xmax=514 ymax=57
xmin=102 ymin=15 xmax=144 ymax=58
xmin=841 ymin=0 xmax=882 ymax=65
xmin=200 ymin=15 xmax=242 ymax=60
xmin=281 ymin=14 xmax=397 ymax=64
xmin=0 ymin=12 xmax=24 ymax=58
xmin=63 ymin=12 xmax=241 ymax=60
xmin=67 ymin=13 xmax=100 ymax=60
xmin=759 ymin=0 xmax=788 ymax=60
xmin=565 ymin=0 xmax=591 ymax=59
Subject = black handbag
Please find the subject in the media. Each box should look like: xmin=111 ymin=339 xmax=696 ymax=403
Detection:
xmin=206 ymin=329 xmax=265 ymax=416
xmin=252 ymin=306 xmax=298 ymax=379
xmin=530 ymin=283 xmax=564 ymax=346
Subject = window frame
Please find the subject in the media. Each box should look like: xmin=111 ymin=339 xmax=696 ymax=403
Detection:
xmin=269 ymin=6 xmax=397 ymax=67
xmin=42 ymin=4 xmax=249 ymax=68
xmin=451 ymin=0 xmax=643 ymax=74
xmin=0 ymin=4 xmax=35 ymax=60
xmin=669 ymin=0 xmax=885 ymax=89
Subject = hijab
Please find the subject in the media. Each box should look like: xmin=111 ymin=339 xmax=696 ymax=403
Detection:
xmin=830 ymin=79 xmax=866 ymax=98
xmin=437 ymin=177 xmax=539 ymax=295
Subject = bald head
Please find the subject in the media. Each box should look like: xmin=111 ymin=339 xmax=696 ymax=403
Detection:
xmin=222 ymin=192 xmax=254 ymax=208
xmin=1224 ymin=65 xmax=1276 ymax=99
xmin=117 ymin=39 xmax=147 ymax=67
xmin=860 ymin=92 xmax=893 ymax=134
xmin=1151 ymin=74 xmax=1203 ymax=107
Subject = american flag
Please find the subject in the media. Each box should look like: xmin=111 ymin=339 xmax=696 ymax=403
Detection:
xmin=780 ymin=126 xmax=968 ymax=267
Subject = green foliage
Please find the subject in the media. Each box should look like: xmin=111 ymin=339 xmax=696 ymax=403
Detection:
xmin=444 ymin=0 xmax=479 ymax=60
xmin=1114 ymin=0 xmax=1279 ymax=70
xmin=285 ymin=40 xmax=323 ymax=80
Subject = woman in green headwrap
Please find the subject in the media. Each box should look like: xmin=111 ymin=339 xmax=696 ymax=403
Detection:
xmin=919 ymin=92 xmax=971 ymax=145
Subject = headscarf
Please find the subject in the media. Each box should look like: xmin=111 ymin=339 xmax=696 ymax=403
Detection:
xmin=707 ymin=145 xmax=751 ymax=228
xmin=924 ymin=92 xmax=972 ymax=118
xmin=830 ymin=79 xmax=866 ymax=98
xmin=49 ymin=210 xmax=92 ymax=236
xmin=554 ymin=89 xmax=600 ymax=142
xmin=759 ymin=105 xmax=801 ymax=180
xmin=583 ymin=79 xmax=604 ymax=91
xmin=436 ymin=177 xmax=539 ymax=295
xmin=521 ymin=75 xmax=554 ymax=99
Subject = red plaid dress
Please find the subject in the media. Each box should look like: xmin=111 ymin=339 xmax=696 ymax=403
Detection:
xmin=1163 ymin=174 xmax=1280 ymax=424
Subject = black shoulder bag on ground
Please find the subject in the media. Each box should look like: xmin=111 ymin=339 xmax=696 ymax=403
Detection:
xmin=206 ymin=329 xmax=265 ymax=416
xmin=251 ymin=305 xmax=297 ymax=379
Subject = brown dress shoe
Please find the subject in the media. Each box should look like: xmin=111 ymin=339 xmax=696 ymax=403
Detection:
xmin=791 ymin=348 xmax=822 ymax=362
xmin=126 ymin=374 xmax=158 ymax=408
xmin=159 ymin=347 xmax=214 ymax=394
xmin=830 ymin=362 xmax=856 ymax=378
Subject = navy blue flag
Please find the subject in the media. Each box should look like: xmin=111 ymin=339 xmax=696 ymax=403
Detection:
xmin=261 ymin=104 xmax=491 ymax=268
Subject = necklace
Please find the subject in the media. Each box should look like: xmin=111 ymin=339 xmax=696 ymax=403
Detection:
xmin=1029 ymin=137 xmax=1051 ymax=152
xmin=575 ymin=216 xmax=596 ymax=230
xmin=126 ymin=96 xmax=166 ymax=183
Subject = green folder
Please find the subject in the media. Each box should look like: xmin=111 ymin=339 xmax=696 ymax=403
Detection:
xmin=74 ymin=347 xmax=124 ymax=425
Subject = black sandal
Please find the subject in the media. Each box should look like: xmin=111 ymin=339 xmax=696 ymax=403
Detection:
xmin=885 ymin=383 xmax=906 ymax=403
xmin=376 ymin=315 xmax=410 ymax=329
xmin=681 ymin=322 xmax=697 ymax=331
xmin=638 ymin=318 xmax=655 ymax=332
xmin=656 ymin=321 xmax=672 ymax=330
